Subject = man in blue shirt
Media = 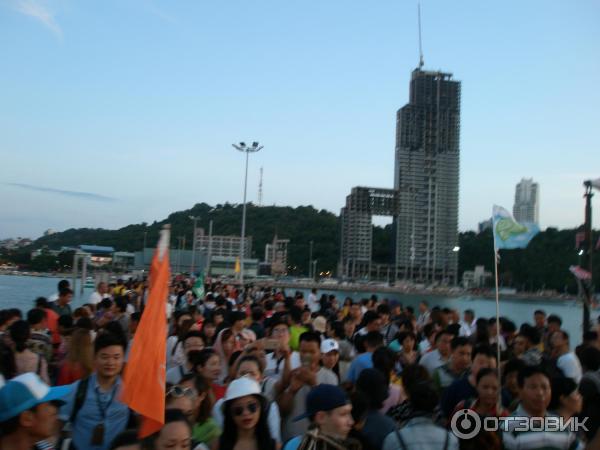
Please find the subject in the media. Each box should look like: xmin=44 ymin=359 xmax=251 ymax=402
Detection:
xmin=60 ymin=332 xmax=131 ymax=450
xmin=344 ymin=331 xmax=384 ymax=384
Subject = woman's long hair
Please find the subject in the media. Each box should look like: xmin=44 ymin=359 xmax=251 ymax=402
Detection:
xmin=213 ymin=328 xmax=234 ymax=383
xmin=66 ymin=328 xmax=94 ymax=377
xmin=218 ymin=394 xmax=275 ymax=450
xmin=9 ymin=320 xmax=30 ymax=353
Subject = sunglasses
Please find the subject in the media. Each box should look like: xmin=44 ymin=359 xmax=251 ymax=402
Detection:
xmin=166 ymin=386 xmax=197 ymax=399
xmin=232 ymin=402 xmax=259 ymax=416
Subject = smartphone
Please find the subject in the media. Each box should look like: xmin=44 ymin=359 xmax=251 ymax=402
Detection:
xmin=264 ymin=339 xmax=279 ymax=351
xmin=301 ymin=354 xmax=313 ymax=368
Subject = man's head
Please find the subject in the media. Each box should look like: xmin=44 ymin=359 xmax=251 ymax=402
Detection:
xmin=183 ymin=331 xmax=205 ymax=356
xmin=295 ymin=384 xmax=353 ymax=439
xmin=376 ymin=304 xmax=391 ymax=325
xmin=57 ymin=288 xmax=73 ymax=306
xmin=450 ymin=336 xmax=472 ymax=373
xmin=547 ymin=315 xmax=562 ymax=334
xmin=269 ymin=318 xmax=290 ymax=346
xmin=97 ymin=282 xmax=108 ymax=294
xmin=578 ymin=346 xmax=600 ymax=372
xmin=436 ymin=329 xmax=454 ymax=357
xmin=94 ymin=332 xmax=126 ymax=379
xmin=463 ymin=309 xmax=475 ymax=324
xmin=518 ymin=366 xmax=551 ymax=416
xmin=230 ymin=311 xmax=246 ymax=332
xmin=362 ymin=311 xmax=381 ymax=332
xmin=57 ymin=279 xmax=70 ymax=291
xmin=299 ymin=331 xmax=322 ymax=371
xmin=320 ymin=339 xmax=340 ymax=371
xmin=356 ymin=368 xmax=389 ymax=410
xmin=550 ymin=330 xmax=570 ymax=354
xmin=0 ymin=373 xmax=71 ymax=444
xmin=470 ymin=345 xmax=497 ymax=380
xmin=502 ymin=358 xmax=525 ymax=397
xmin=363 ymin=331 xmax=384 ymax=352
xmin=518 ymin=325 xmax=541 ymax=351
xmin=419 ymin=301 xmax=429 ymax=314
xmin=26 ymin=308 xmax=47 ymax=329
xmin=534 ymin=310 xmax=546 ymax=329
xmin=349 ymin=303 xmax=362 ymax=322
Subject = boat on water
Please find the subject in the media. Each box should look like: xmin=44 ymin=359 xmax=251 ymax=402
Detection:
xmin=84 ymin=277 xmax=95 ymax=288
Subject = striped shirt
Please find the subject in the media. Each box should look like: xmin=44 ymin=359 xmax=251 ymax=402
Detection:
xmin=501 ymin=405 xmax=583 ymax=450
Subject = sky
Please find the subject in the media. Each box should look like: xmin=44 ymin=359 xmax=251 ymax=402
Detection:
xmin=1 ymin=0 xmax=599 ymax=239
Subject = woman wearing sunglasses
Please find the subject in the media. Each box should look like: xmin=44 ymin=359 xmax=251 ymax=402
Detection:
xmin=165 ymin=384 xmax=198 ymax=425
xmin=178 ymin=374 xmax=222 ymax=450
xmin=217 ymin=376 xmax=276 ymax=450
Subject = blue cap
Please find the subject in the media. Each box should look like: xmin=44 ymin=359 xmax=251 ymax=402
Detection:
xmin=293 ymin=384 xmax=349 ymax=421
xmin=0 ymin=373 xmax=72 ymax=422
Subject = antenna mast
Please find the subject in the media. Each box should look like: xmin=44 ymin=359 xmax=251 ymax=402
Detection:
xmin=418 ymin=2 xmax=424 ymax=69
xmin=258 ymin=166 xmax=263 ymax=206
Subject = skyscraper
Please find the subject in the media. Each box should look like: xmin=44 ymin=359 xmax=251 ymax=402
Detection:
xmin=394 ymin=68 xmax=461 ymax=283
xmin=513 ymin=178 xmax=540 ymax=225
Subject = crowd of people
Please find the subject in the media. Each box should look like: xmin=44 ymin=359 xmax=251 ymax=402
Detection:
xmin=1 ymin=277 xmax=600 ymax=450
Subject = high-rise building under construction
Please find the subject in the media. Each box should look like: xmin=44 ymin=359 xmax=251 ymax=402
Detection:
xmin=340 ymin=67 xmax=461 ymax=283
xmin=394 ymin=68 xmax=461 ymax=283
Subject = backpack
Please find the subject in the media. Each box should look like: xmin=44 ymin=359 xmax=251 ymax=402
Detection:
xmin=61 ymin=377 xmax=137 ymax=449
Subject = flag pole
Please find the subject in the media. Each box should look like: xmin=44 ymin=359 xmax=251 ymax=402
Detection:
xmin=493 ymin=241 xmax=502 ymax=405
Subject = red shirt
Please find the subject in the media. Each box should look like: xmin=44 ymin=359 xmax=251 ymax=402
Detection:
xmin=45 ymin=308 xmax=60 ymax=345
xmin=212 ymin=383 xmax=226 ymax=401
xmin=56 ymin=361 xmax=85 ymax=386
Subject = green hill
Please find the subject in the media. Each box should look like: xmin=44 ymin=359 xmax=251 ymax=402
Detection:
xmin=10 ymin=203 xmax=600 ymax=293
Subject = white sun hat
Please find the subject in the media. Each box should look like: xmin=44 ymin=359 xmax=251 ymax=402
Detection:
xmin=223 ymin=376 xmax=263 ymax=403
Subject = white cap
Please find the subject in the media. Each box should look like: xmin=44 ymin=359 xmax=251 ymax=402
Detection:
xmin=320 ymin=339 xmax=339 ymax=354
xmin=223 ymin=376 xmax=262 ymax=403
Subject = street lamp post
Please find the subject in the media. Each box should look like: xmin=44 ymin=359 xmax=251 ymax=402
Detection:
xmin=582 ymin=178 xmax=599 ymax=336
xmin=189 ymin=216 xmax=199 ymax=276
xmin=232 ymin=141 xmax=263 ymax=286
xmin=309 ymin=240 xmax=313 ymax=278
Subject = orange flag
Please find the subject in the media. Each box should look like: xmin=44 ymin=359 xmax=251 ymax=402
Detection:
xmin=121 ymin=226 xmax=170 ymax=437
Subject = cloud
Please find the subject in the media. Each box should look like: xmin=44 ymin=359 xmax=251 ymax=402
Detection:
xmin=6 ymin=183 xmax=116 ymax=202
xmin=13 ymin=0 xmax=62 ymax=37
xmin=145 ymin=1 xmax=177 ymax=24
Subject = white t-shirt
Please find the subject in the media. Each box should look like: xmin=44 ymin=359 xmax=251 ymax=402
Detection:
xmin=166 ymin=364 xmax=192 ymax=385
xmin=264 ymin=351 xmax=301 ymax=382
xmin=88 ymin=291 xmax=110 ymax=305
xmin=557 ymin=352 xmax=582 ymax=383
xmin=307 ymin=293 xmax=319 ymax=312
xmin=166 ymin=336 xmax=186 ymax=370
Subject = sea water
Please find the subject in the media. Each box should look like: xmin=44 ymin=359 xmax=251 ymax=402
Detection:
xmin=1 ymin=274 xmax=596 ymax=345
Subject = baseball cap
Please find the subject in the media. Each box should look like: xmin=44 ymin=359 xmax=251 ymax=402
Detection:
xmin=0 ymin=373 xmax=72 ymax=422
xmin=293 ymin=384 xmax=349 ymax=421
xmin=320 ymin=339 xmax=339 ymax=354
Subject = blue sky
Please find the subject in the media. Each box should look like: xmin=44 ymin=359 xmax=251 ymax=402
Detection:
xmin=1 ymin=0 xmax=599 ymax=239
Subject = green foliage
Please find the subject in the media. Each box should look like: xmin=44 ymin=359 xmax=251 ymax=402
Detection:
xmin=20 ymin=203 xmax=600 ymax=292
xmin=458 ymin=228 xmax=599 ymax=294
xmin=31 ymin=203 xmax=342 ymax=274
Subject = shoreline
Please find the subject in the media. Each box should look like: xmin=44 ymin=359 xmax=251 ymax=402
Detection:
xmin=1 ymin=270 xmax=577 ymax=303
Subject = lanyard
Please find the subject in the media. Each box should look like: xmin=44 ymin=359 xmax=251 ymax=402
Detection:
xmin=94 ymin=382 xmax=118 ymax=420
